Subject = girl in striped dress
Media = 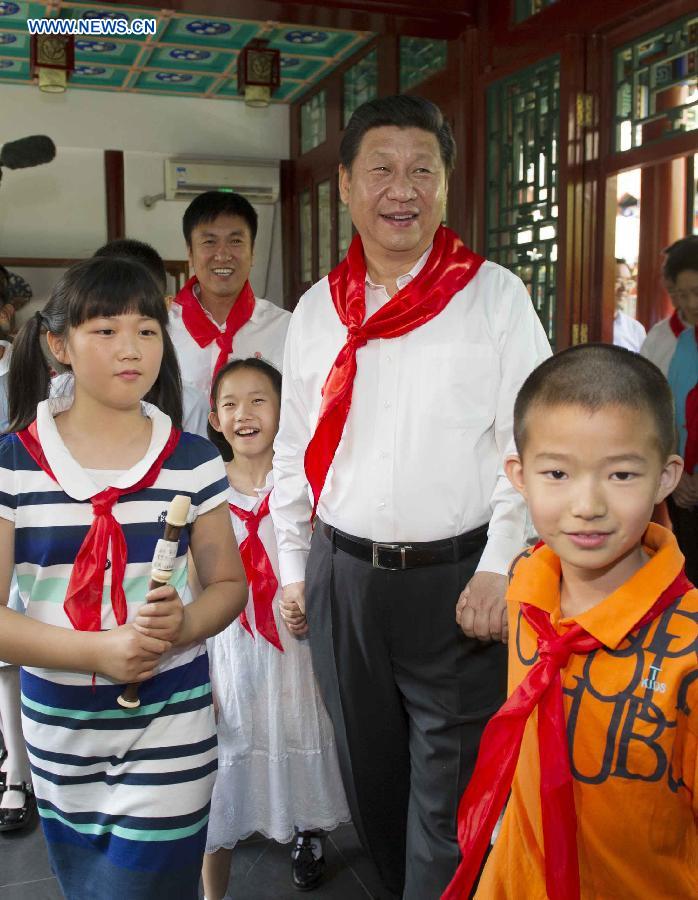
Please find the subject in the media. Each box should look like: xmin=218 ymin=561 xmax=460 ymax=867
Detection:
xmin=0 ymin=257 xmax=248 ymax=899
xmin=202 ymin=359 xmax=350 ymax=900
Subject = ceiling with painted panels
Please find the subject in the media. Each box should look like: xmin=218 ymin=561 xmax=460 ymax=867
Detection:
xmin=0 ymin=0 xmax=374 ymax=102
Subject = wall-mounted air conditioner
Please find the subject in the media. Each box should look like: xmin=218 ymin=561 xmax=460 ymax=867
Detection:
xmin=164 ymin=158 xmax=280 ymax=204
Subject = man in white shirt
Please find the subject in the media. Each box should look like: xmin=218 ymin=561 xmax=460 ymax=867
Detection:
xmin=169 ymin=191 xmax=290 ymax=397
xmin=613 ymin=258 xmax=646 ymax=352
xmin=271 ymin=96 xmax=551 ymax=899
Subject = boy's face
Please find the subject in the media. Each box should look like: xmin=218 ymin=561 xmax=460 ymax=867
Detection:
xmin=668 ymin=269 xmax=698 ymax=326
xmin=505 ymin=404 xmax=682 ymax=579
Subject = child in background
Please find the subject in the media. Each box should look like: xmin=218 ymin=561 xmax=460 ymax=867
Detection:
xmin=0 ymin=257 xmax=247 ymax=898
xmin=446 ymin=344 xmax=697 ymax=900
xmin=0 ymin=329 xmax=35 ymax=833
xmin=203 ymin=359 xmax=350 ymax=899
xmin=641 ymin=236 xmax=698 ymax=584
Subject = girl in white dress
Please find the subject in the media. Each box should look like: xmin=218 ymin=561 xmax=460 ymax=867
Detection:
xmin=203 ymin=358 xmax=350 ymax=899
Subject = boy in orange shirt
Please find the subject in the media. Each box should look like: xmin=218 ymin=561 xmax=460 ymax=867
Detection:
xmin=445 ymin=344 xmax=697 ymax=900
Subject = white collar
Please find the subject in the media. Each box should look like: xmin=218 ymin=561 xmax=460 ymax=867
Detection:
xmin=364 ymin=243 xmax=432 ymax=291
xmin=0 ymin=341 xmax=11 ymax=378
xmin=227 ymin=469 xmax=273 ymax=512
xmin=35 ymin=396 xmax=173 ymax=500
xmin=192 ymin=279 xmax=257 ymax=331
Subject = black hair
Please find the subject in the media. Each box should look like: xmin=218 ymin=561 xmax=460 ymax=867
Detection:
xmin=0 ymin=266 xmax=10 ymax=305
xmin=207 ymin=357 xmax=281 ymax=462
xmin=94 ymin=239 xmax=167 ymax=292
xmin=182 ymin=191 xmax=258 ymax=248
xmin=662 ymin=235 xmax=698 ymax=283
xmin=8 ymin=256 xmax=183 ymax=432
xmin=340 ymin=95 xmax=456 ymax=177
xmin=513 ymin=343 xmax=676 ymax=460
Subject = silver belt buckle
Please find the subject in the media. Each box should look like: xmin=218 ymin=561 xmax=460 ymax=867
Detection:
xmin=372 ymin=542 xmax=407 ymax=570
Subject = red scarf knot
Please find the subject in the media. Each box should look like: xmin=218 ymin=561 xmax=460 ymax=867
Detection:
xmin=173 ymin=276 xmax=256 ymax=384
xmin=17 ymin=419 xmax=181 ymax=633
xmin=442 ymin=563 xmax=693 ymax=900
xmin=230 ymin=492 xmax=283 ymax=653
xmin=304 ymin=225 xmax=485 ymax=516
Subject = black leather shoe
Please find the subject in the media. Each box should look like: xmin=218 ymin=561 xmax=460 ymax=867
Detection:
xmin=0 ymin=782 xmax=37 ymax=833
xmin=291 ymin=831 xmax=326 ymax=891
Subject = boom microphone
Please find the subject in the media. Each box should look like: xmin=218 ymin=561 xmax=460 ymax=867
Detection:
xmin=0 ymin=135 xmax=56 ymax=170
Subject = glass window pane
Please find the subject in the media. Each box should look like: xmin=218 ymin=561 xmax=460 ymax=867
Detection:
xmin=343 ymin=48 xmax=378 ymax=127
xmin=399 ymin=38 xmax=447 ymax=92
xmin=317 ymin=180 xmax=332 ymax=278
xmin=614 ymin=14 xmax=698 ymax=153
xmin=299 ymin=190 xmax=312 ymax=284
xmin=514 ymin=0 xmax=558 ymax=24
xmin=486 ymin=55 xmax=560 ymax=347
xmin=338 ymin=197 xmax=353 ymax=259
xmin=301 ymin=90 xmax=326 ymax=155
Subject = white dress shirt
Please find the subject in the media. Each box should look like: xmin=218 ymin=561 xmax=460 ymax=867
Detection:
xmin=169 ymin=288 xmax=291 ymax=396
xmin=613 ymin=310 xmax=646 ymax=353
xmin=271 ymin=249 xmax=551 ymax=586
xmin=640 ymin=315 xmax=683 ymax=377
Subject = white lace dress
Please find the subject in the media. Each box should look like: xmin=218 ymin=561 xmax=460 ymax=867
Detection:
xmin=205 ymin=474 xmax=350 ymax=851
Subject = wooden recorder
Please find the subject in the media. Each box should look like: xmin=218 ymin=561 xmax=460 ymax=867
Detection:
xmin=117 ymin=494 xmax=191 ymax=710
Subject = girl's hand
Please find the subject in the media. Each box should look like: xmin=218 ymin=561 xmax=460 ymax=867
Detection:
xmin=99 ymin=625 xmax=171 ymax=683
xmin=279 ymin=596 xmax=309 ymax=638
xmin=133 ymin=585 xmax=186 ymax=645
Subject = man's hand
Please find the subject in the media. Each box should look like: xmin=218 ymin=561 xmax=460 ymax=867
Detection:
xmin=673 ymin=471 xmax=698 ymax=509
xmin=279 ymin=581 xmax=308 ymax=637
xmin=455 ymin=571 xmax=508 ymax=643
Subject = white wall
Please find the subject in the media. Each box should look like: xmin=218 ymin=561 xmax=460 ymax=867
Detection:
xmin=0 ymin=84 xmax=289 ymax=304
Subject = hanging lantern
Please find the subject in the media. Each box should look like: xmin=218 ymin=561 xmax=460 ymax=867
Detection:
xmin=237 ymin=38 xmax=280 ymax=108
xmin=31 ymin=33 xmax=75 ymax=93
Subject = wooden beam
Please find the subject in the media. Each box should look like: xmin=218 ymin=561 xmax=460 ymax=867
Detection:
xmin=114 ymin=0 xmax=475 ymax=39
xmin=104 ymin=150 xmax=125 ymax=243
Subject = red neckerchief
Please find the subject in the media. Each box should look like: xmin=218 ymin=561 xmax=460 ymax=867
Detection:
xmin=442 ymin=563 xmax=694 ymax=900
xmin=669 ymin=309 xmax=686 ymax=338
xmin=303 ymin=226 xmax=485 ymax=514
xmin=229 ymin=491 xmax=283 ymax=652
xmin=17 ymin=420 xmax=181 ymax=632
xmin=174 ymin=276 xmax=255 ymax=383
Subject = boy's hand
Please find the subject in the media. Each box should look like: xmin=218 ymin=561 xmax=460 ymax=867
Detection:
xmin=99 ymin=624 xmax=171 ymax=683
xmin=279 ymin=595 xmax=309 ymax=637
xmin=133 ymin=584 xmax=185 ymax=644
xmin=456 ymin=571 xmax=508 ymax=643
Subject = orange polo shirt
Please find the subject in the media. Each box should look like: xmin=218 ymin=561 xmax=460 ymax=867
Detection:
xmin=476 ymin=524 xmax=698 ymax=899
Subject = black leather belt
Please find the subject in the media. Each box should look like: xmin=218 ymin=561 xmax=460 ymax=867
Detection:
xmin=318 ymin=520 xmax=488 ymax=571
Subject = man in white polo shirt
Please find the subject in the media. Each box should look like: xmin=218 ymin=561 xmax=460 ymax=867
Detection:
xmin=271 ymin=95 xmax=551 ymax=899
xmin=170 ymin=191 xmax=290 ymax=396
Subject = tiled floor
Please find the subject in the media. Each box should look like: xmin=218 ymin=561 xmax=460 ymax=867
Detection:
xmin=0 ymin=819 xmax=390 ymax=899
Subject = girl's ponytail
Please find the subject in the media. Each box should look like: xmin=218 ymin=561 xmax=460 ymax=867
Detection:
xmin=8 ymin=311 xmax=52 ymax=433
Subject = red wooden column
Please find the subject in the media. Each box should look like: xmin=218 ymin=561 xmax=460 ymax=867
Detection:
xmin=104 ymin=149 xmax=125 ymax=242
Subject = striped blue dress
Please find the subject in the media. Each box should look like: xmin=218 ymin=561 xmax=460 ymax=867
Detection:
xmin=0 ymin=398 xmax=229 ymax=899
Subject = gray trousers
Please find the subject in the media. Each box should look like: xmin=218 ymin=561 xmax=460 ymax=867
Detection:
xmin=305 ymin=523 xmax=507 ymax=899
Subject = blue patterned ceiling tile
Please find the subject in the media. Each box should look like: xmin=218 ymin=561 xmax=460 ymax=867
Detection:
xmin=285 ymin=30 xmax=329 ymax=45
xmin=0 ymin=56 xmax=29 ymax=78
xmin=0 ymin=1 xmax=20 ymax=17
xmin=159 ymin=16 xmax=257 ymax=50
xmin=75 ymin=40 xmax=118 ymax=54
xmin=134 ymin=69 xmax=214 ymax=94
xmin=80 ymin=9 xmax=130 ymax=21
xmin=0 ymin=28 xmax=25 ymax=56
xmin=146 ymin=45 xmax=231 ymax=74
xmin=74 ymin=39 xmax=142 ymax=66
